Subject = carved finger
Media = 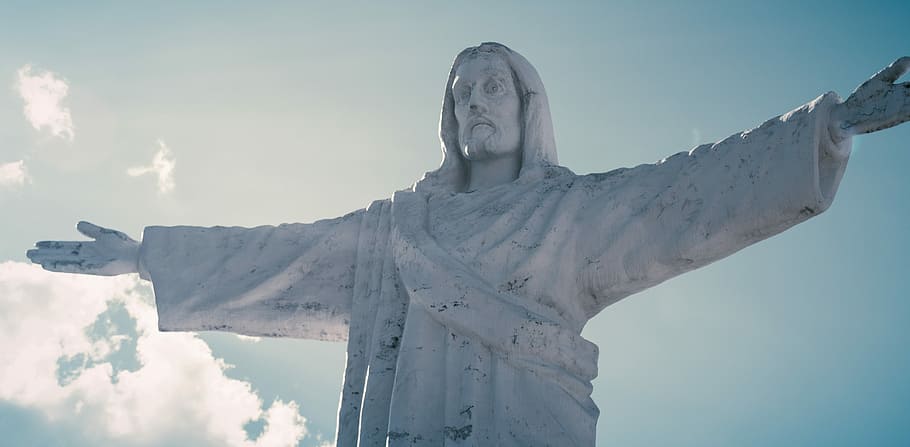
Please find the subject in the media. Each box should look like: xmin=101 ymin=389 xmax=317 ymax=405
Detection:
xmin=851 ymin=84 xmax=910 ymax=135
xmin=27 ymin=249 xmax=83 ymax=269
xmin=76 ymin=221 xmax=104 ymax=239
xmin=41 ymin=258 xmax=103 ymax=274
xmin=27 ymin=248 xmax=77 ymax=262
xmin=880 ymin=81 xmax=910 ymax=127
xmin=873 ymin=56 xmax=910 ymax=84
xmin=77 ymin=221 xmax=135 ymax=243
xmin=900 ymin=81 xmax=910 ymax=125
xmin=35 ymin=241 xmax=84 ymax=252
xmin=25 ymin=248 xmax=43 ymax=263
xmin=29 ymin=247 xmax=115 ymax=271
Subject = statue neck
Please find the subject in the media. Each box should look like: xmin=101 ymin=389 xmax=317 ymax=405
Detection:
xmin=465 ymin=153 xmax=521 ymax=192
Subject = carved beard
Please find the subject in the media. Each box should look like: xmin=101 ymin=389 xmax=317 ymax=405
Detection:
xmin=460 ymin=122 xmax=498 ymax=160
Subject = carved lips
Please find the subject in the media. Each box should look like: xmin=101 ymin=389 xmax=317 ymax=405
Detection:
xmin=466 ymin=118 xmax=495 ymax=140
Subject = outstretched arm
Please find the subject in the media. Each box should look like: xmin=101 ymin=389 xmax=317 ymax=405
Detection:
xmin=26 ymin=202 xmax=383 ymax=341
xmin=27 ymin=221 xmax=140 ymax=276
xmin=572 ymin=57 xmax=909 ymax=317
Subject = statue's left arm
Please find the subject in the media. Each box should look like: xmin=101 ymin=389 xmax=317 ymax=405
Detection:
xmin=136 ymin=208 xmax=372 ymax=341
xmin=28 ymin=204 xmax=380 ymax=341
xmin=570 ymin=57 xmax=909 ymax=318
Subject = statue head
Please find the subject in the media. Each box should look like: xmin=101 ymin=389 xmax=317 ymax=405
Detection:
xmin=416 ymin=42 xmax=559 ymax=193
xmin=452 ymin=51 xmax=522 ymax=162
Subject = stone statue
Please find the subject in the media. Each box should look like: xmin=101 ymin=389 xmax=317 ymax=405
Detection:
xmin=27 ymin=43 xmax=910 ymax=446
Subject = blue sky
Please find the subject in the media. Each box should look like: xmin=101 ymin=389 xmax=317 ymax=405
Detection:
xmin=1 ymin=1 xmax=908 ymax=446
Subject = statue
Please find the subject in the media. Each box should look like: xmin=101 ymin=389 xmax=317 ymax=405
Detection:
xmin=26 ymin=43 xmax=910 ymax=446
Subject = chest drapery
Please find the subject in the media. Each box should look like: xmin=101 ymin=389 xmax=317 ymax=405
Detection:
xmin=338 ymin=186 xmax=602 ymax=446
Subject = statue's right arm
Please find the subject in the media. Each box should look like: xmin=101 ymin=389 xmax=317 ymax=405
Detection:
xmin=569 ymin=90 xmax=852 ymax=318
xmin=570 ymin=57 xmax=909 ymax=318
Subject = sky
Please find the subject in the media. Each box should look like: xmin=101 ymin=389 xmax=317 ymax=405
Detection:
xmin=1 ymin=1 xmax=909 ymax=446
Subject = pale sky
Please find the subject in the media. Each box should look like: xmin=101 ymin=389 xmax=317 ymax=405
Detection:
xmin=1 ymin=1 xmax=909 ymax=446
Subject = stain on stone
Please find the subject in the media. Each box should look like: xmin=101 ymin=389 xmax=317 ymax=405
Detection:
xmin=388 ymin=431 xmax=409 ymax=440
xmin=443 ymin=424 xmax=473 ymax=441
xmin=388 ymin=431 xmax=423 ymax=443
xmin=501 ymin=276 xmax=531 ymax=293
xmin=383 ymin=335 xmax=400 ymax=350
xmin=430 ymin=303 xmax=448 ymax=312
xmin=272 ymin=301 xmax=329 ymax=313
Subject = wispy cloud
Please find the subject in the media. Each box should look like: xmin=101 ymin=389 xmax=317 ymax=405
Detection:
xmin=691 ymin=128 xmax=702 ymax=147
xmin=0 ymin=160 xmax=29 ymax=188
xmin=128 ymin=140 xmax=176 ymax=194
xmin=0 ymin=262 xmax=309 ymax=447
xmin=16 ymin=64 xmax=75 ymax=141
xmin=234 ymin=334 xmax=262 ymax=343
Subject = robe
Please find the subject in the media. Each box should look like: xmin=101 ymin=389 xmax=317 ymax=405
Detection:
xmin=138 ymin=92 xmax=851 ymax=446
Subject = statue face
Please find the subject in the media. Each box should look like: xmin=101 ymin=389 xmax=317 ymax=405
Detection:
xmin=452 ymin=54 xmax=522 ymax=161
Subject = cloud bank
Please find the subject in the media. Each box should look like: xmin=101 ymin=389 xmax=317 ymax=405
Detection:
xmin=0 ymin=262 xmax=309 ymax=447
xmin=0 ymin=160 xmax=28 ymax=188
xmin=16 ymin=65 xmax=75 ymax=141
xmin=128 ymin=140 xmax=176 ymax=194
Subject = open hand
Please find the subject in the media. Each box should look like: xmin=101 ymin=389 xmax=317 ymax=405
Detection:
xmin=830 ymin=56 xmax=910 ymax=143
xmin=26 ymin=221 xmax=140 ymax=276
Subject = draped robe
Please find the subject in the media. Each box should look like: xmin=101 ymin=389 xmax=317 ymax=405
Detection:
xmin=137 ymin=92 xmax=851 ymax=446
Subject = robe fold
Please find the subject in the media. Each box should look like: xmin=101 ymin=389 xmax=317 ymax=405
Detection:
xmin=138 ymin=92 xmax=851 ymax=446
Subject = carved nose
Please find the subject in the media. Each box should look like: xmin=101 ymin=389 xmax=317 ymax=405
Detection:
xmin=468 ymin=92 xmax=487 ymax=113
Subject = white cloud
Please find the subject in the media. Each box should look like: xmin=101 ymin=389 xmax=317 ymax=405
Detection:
xmin=16 ymin=64 xmax=75 ymax=141
xmin=128 ymin=140 xmax=176 ymax=194
xmin=0 ymin=262 xmax=310 ymax=447
xmin=0 ymin=160 xmax=29 ymax=188
xmin=234 ymin=334 xmax=262 ymax=343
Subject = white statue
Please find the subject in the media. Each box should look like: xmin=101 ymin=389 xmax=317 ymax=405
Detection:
xmin=27 ymin=43 xmax=910 ymax=446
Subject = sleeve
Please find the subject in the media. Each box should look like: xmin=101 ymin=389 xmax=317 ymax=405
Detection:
xmin=137 ymin=208 xmax=366 ymax=341
xmin=571 ymin=92 xmax=852 ymax=318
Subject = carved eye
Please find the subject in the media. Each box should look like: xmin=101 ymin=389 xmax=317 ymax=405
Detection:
xmin=484 ymin=80 xmax=503 ymax=96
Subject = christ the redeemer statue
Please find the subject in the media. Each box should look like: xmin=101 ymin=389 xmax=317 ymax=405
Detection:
xmin=27 ymin=43 xmax=910 ymax=446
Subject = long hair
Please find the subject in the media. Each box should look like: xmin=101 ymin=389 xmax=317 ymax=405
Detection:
xmin=415 ymin=42 xmax=559 ymax=193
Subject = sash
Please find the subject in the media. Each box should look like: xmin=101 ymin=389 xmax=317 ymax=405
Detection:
xmin=390 ymin=189 xmax=598 ymax=384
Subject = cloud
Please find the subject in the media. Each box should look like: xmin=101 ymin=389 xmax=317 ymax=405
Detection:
xmin=234 ymin=334 xmax=262 ymax=343
xmin=16 ymin=64 xmax=75 ymax=141
xmin=0 ymin=262 xmax=310 ymax=447
xmin=691 ymin=128 xmax=702 ymax=147
xmin=128 ymin=140 xmax=176 ymax=194
xmin=0 ymin=160 xmax=29 ymax=188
